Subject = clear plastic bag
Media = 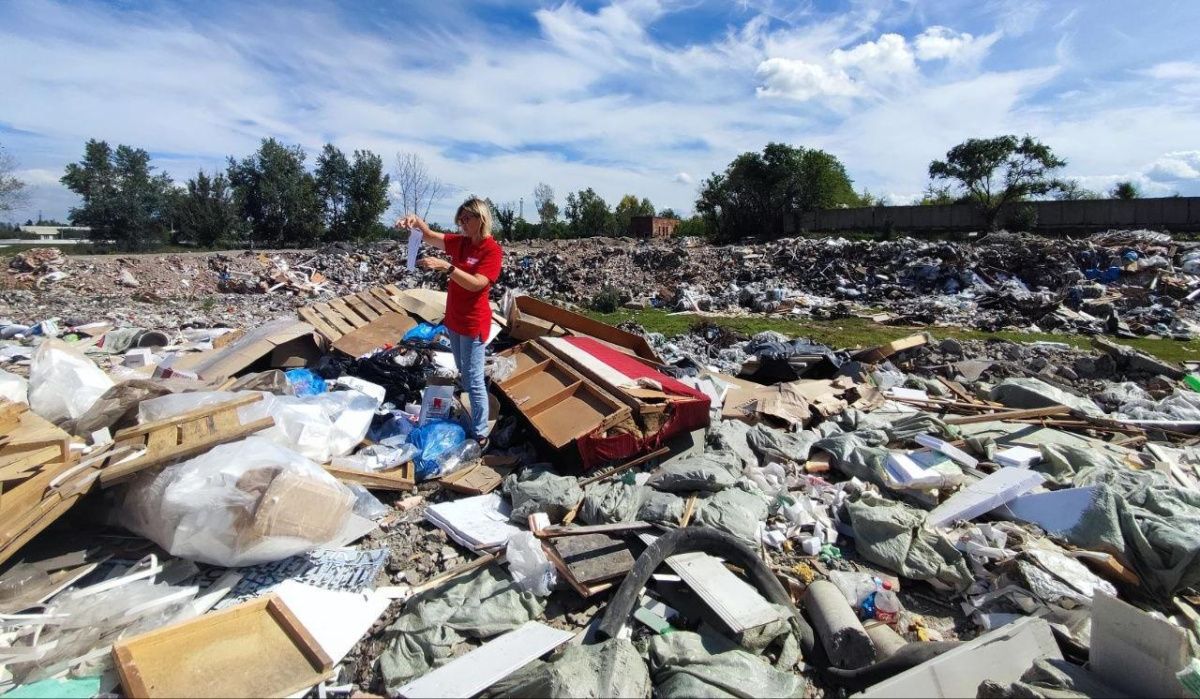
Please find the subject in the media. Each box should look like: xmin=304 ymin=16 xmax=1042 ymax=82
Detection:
xmin=116 ymin=436 xmax=357 ymax=567
xmin=348 ymin=483 xmax=391 ymax=520
xmin=28 ymin=339 xmax=114 ymax=422
xmin=137 ymin=387 xmax=382 ymax=463
xmin=0 ymin=366 xmax=29 ymax=404
xmin=506 ymin=531 xmax=556 ymax=596
xmin=486 ymin=355 xmax=518 ymax=383
xmin=437 ymin=440 xmax=481 ymax=478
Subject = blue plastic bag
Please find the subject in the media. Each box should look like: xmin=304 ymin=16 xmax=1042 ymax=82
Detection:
xmin=285 ymin=368 xmax=327 ymax=396
xmin=402 ymin=322 xmax=451 ymax=350
xmin=408 ymin=419 xmax=466 ymax=480
xmin=368 ymin=411 xmax=416 ymax=443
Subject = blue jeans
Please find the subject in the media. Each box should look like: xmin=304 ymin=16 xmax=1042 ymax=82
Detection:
xmin=448 ymin=329 xmax=489 ymax=438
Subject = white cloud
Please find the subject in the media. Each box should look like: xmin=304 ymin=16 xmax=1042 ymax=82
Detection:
xmin=914 ymin=26 xmax=976 ymax=61
xmin=1146 ymin=151 xmax=1200 ymax=183
xmin=831 ymin=33 xmax=916 ymax=82
xmin=755 ymin=58 xmax=859 ymax=101
xmin=1140 ymin=61 xmax=1200 ymax=81
xmin=673 ymin=172 xmax=693 ymax=184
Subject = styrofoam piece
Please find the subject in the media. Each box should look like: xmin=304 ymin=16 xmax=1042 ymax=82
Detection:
xmin=994 ymin=445 xmax=1042 ymax=469
xmin=926 ymin=468 xmax=1045 ymax=529
xmin=914 ymin=433 xmax=979 ymax=468
xmin=1090 ymin=591 xmax=1189 ymax=698
xmin=993 ymin=486 xmax=1102 ymax=536
xmin=397 ymin=621 xmax=572 ymax=698
xmin=275 ymin=580 xmax=391 ymax=664
xmin=886 ymin=387 xmax=928 ymax=401
xmin=855 ymin=617 xmax=1060 ymax=698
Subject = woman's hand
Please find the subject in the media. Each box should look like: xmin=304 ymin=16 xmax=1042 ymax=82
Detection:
xmin=395 ymin=214 xmax=425 ymax=231
xmin=417 ymin=257 xmax=451 ymax=273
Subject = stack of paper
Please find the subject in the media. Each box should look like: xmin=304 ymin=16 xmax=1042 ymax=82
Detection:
xmin=425 ymin=493 xmax=520 ymax=551
xmin=886 ymin=451 xmax=963 ymax=489
xmin=995 ymin=445 xmax=1042 ymax=469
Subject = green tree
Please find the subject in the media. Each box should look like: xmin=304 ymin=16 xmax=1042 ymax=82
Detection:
xmin=511 ymin=218 xmax=539 ymax=240
xmin=613 ymin=194 xmax=655 ymax=234
xmin=533 ymin=182 xmax=558 ymax=237
xmin=1054 ymin=179 xmax=1101 ymax=201
xmin=227 ymin=138 xmax=322 ymax=248
xmin=657 ymin=207 xmax=679 ymax=220
xmin=564 ymin=188 xmax=613 ymax=237
xmin=0 ymin=144 xmax=29 ymax=215
xmin=1110 ymin=180 xmax=1140 ymax=200
xmin=928 ymin=135 xmax=1066 ymax=229
xmin=175 ymin=170 xmax=241 ymax=247
xmin=674 ymin=215 xmax=709 ymax=238
xmin=61 ymin=139 xmax=174 ymax=251
xmin=315 ymin=144 xmax=351 ymax=241
xmin=696 ymin=143 xmax=859 ymax=240
xmin=492 ymin=201 xmax=517 ymax=239
xmin=918 ymin=184 xmax=958 ymax=205
xmin=343 ymin=149 xmax=390 ymax=240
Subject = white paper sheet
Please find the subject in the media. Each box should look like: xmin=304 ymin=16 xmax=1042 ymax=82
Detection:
xmin=407 ymin=227 xmax=422 ymax=271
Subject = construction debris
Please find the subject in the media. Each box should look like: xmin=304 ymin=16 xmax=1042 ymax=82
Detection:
xmin=1 ymin=233 xmax=1200 ymax=697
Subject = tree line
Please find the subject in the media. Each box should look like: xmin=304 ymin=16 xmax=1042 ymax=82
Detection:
xmin=0 ymin=134 xmax=1177 ymax=251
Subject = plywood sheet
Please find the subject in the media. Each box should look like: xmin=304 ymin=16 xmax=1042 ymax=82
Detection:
xmin=112 ymin=594 xmax=332 ymax=699
xmin=553 ymin=532 xmax=636 ymax=585
xmin=332 ymin=312 xmax=417 ymax=357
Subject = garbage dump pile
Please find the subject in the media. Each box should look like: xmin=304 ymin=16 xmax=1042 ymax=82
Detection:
xmin=5 ymin=228 xmax=1200 ymax=340
xmin=1 ymin=289 xmax=1199 ymax=696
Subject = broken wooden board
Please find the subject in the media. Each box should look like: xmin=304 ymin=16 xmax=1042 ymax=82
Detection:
xmin=331 ymin=312 xmax=418 ymax=357
xmin=439 ymin=460 xmax=502 ymax=495
xmin=544 ymin=532 xmax=636 ymax=597
xmin=507 ymin=294 xmax=660 ymax=361
xmin=99 ymin=394 xmax=275 ymax=486
xmin=325 ymin=462 xmax=415 ymax=491
xmin=191 ymin=320 xmax=322 ymax=380
xmin=397 ymin=621 xmax=573 ymax=699
xmin=112 ymin=593 xmax=333 ymax=699
xmin=496 ymin=346 xmax=631 ymax=450
xmin=853 ymin=333 xmax=929 ymax=364
xmin=299 ymin=287 xmax=410 ymax=343
xmin=0 ymin=402 xmax=71 ymax=482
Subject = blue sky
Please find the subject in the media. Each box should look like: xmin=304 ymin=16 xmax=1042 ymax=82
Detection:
xmin=2 ymin=0 xmax=1199 ymax=225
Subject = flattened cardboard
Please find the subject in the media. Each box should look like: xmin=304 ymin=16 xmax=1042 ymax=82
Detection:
xmin=192 ymin=321 xmax=321 ymax=380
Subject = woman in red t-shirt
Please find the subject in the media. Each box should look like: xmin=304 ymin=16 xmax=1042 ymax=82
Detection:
xmin=398 ymin=197 xmax=503 ymax=446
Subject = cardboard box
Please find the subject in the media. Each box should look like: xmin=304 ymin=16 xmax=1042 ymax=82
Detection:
xmin=246 ymin=471 xmax=353 ymax=545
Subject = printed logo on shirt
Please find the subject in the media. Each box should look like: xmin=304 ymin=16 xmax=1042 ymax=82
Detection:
xmin=466 ymin=257 xmax=479 ymax=265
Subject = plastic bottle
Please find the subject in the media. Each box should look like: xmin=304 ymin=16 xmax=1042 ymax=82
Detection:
xmin=873 ymin=581 xmax=901 ymax=624
xmin=855 ymin=577 xmax=880 ymax=618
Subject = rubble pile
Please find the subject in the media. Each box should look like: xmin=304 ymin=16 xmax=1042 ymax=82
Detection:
xmin=0 ymin=249 xmax=1198 ymax=698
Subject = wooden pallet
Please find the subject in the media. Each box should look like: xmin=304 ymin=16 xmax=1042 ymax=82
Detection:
xmin=99 ymin=394 xmax=275 ymax=486
xmin=324 ymin=462 xmax=415 ymax=491
xmin=0 ymin=399 xmax=87 ymax=567
xmin=297 ymin=287 xmax=410 ymax=343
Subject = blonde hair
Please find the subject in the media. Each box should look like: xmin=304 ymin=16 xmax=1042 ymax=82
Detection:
xmin=455 ymin=197 xmax=493 ymax=238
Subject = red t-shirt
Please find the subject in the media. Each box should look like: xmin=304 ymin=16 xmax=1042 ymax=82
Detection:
xmin=443 ymin=234 xmax=503 ymax=340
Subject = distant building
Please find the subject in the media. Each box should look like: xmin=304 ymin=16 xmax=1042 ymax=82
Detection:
xmin=18 ymin=225 xmax=92 ymax=240
xmin=630 ymin=215 xmax=679 ymax=239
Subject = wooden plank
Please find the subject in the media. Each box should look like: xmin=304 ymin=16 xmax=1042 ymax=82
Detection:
xmin=344 ymin=295 xmax=381 ymax=322
xmin=351 ymin=291 xmax=388 ymax=316
xmin=397 ymin=622 xmax=572 ymax=699
xmin=369 ymin=287 xmax=408 ymax=313
xmin=112 ymin=594 xmax=333 ymax=699
xmin=854 ymin=333 xmax=928 ymax=363
xmin=552 ymin=532 xmax=636 ymax=586
xmin=313 ymin=303 xmax=355 ymax=336
xmin=680 ymin=493 xmax=698 ymax=527
xmin=535 ymin=521 xmax=651 ymax=539
xmin=944 ymin=405 xmax=1071 ymax=425
xmin=115 ymin=394 xmax=263 ymax=439
xmin=324 ymin=464 xmax=415 ymax=491
xmin=328 ymin=298 xmax=368 ymax=329
xmin=667 ymin=550 xmax=785 ymax=634
xmin=298 ymin=307 xmax=342 ymax=342
xmin=100 ymin=416 xmax=275 ymax=486
xmin=579 ymin=446 xmax=670 ymax=488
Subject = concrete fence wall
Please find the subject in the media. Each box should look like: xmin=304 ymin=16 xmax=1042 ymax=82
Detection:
xmin=795 ymin=197 xmax=1200 ymax=234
